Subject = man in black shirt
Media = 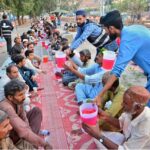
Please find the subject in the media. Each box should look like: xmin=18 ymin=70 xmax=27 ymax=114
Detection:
xmin=0 ymin=14 xmax=14 ymax=55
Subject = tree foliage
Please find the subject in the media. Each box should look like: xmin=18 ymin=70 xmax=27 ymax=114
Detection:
xmin=111 ymin=0 xmax=148 ymax=22
xmin=0 ymin=0 xmax=58 ymax=25
xmin=60 ymin=0 xmax=82 ymax=12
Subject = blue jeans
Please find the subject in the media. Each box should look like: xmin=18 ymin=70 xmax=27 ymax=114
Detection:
xmin=24 ymin=71 xmax=38 ymax=91
xmin=62 ymin=71 xmax=78 ymax=86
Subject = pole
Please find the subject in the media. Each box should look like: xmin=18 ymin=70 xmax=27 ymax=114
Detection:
xmin=100 ymin=0 xmax=105 ymax=16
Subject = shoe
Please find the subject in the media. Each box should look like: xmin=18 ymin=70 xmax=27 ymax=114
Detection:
xmin=39 ymin=129 xmax=50 ymax=136
xmin=78 ymin=101 xmax=83 ymax=106
xmin=55 ymin=72 xmax=63 ymax=77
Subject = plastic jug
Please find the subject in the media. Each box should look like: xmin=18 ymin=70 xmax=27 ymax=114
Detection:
xmin=55 ymin=52 xmax=66 ymax=68
xmin=43 ymin=55 xmax=49 ymax=63
xmin=80 ymin=103 xmax=98 ymax=126
xmin=41 ymin=41 xmax=45 ymax=47
xmin=45 ymin=44 xmax=49 ymax=50
xmin=102 ymin=51 xmax=116 ymax=70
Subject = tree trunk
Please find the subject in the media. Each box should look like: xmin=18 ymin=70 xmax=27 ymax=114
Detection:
xmin=21 ymin=15 xmax=24 ymax=24
xmin=17 ymin=15 xmax=21 ymax=25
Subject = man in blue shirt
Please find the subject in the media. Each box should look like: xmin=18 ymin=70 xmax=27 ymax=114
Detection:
xmin=65 ymin=52 xmax=105 ymax=105
xmin=95 ymin=10 xmax=150 ymax=106
xmin=65 ymin=10 xmax=118 ymax=56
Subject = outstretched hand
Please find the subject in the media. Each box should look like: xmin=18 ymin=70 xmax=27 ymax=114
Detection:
xmin=93 ymin=95 xmax=102 ymax=106
xmin=64 ymin=48 xmax=71 ymax=56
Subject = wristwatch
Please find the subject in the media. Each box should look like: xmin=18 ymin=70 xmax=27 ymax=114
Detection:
xmin=99 ymin=135 xmax=105 ymax=143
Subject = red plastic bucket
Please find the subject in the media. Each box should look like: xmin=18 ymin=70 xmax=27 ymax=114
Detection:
xmin=80 ymin=103 xmax=98 ymax=126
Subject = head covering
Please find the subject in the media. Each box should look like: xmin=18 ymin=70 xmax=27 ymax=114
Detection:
xmin=76 ymin=10 xmax=86 ymax=16
xmin=125 ymin=86 xmax=150 ymax=104
xmin=102 ymin=10 xmax=122 ymax=28
xmin=23 ymin=39 xmax=28 ymax=43
xmin=98 ymin=47 xmax=107 ymax=54
xmin=0 ymin=110 xmax=8 ymax=123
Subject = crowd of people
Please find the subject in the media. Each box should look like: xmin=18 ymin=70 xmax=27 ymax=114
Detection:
xmin=0 ymin=8 xmax=150 ymax=150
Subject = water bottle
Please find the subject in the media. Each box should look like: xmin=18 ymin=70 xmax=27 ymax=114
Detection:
xmin=39 ymin=130 xmax=50 ymax=136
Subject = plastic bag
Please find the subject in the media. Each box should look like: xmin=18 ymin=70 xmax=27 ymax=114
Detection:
xmin=0 ymin=37 xmax=6 ymax=47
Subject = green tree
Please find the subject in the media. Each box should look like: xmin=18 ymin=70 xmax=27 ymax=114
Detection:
xmin=60 ymin=0 xmax=82 ymax=12
xmin=111 ymin=0 xmax=148 ymax=23
xmin=2 ymin=0 xmax=34 ymax=25
xmin=1 ymin=0 xmax=57 ymax=25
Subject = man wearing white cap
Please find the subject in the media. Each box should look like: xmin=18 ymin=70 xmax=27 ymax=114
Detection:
xmin=83 ymin=86 xmax=150 ymax=149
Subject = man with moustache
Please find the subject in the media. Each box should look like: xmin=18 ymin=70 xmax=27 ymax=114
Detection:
xmin=0 ymin=110 xmax=16 ymax=150
xmin=94 ymin=10 xmax=150 ymax=107
xmin=0 ymin=79 xmax=52 ymax=149
xmin=83 ymin=86 xmax=150 ymax=149
xmin=65 ymin=10 xmax=118 ymax=56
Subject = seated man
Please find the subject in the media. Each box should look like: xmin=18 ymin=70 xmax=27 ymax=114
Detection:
xmin=0 ymin=65 xmax=25 ymax=102
xmin=0 ymin=79 xmax=52 ymax=149
xmin=10 ymin=36 xmax=24 ymax=57
xmin=99 ymin=72 xmax=125 ymax=131
xmin=83 ymin=86 xmax=150 ymax=150
xmin=13 ymin=54 xmax=38 ymax=91
xmin=25 ymin=50 xmax=46 ymax=74
xmin=51 ymin=32 xmax=61 ymax=51
xmin=78 ymin=49 xmax=94 ymax=67
xmin=27 ymin=42 xmax=41 ymax=66
xmin=62 ymin=49 xmax=94 ymax=86
xmin=22 ymin=39 xmax=29 ymax=53
xmin=6 ymin=65 xmax=31 ymax=112
xmin=65 ymin=52 xmax=105 ymax=105
xmin=0 ymin=110 xmax=16 ymax=149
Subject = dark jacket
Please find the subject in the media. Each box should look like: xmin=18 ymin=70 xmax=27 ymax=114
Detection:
xmin=0 ymin=19 xmax=14 ymax=38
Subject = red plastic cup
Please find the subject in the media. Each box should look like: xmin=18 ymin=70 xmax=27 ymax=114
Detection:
xmin=55 ymin=52 xmax=66 ymax=68
xmin=102 ymin=51 xmax=116 ymax=70
xmin=41 ymin=41 xmax=45 ymax=47
xmin=45 ymin=45 xmax=49 ymax=50
xmin=43 ymin=56 xmax=48 ymax=63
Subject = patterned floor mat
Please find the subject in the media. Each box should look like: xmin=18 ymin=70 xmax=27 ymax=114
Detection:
xmin=31 ymin=61 xmax=97 ymax=149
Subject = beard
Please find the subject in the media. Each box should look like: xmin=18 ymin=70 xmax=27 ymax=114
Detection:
xmin=109 ymin=34 xmax=117 ymax=41
xmin=13 ymin=98 xmax=25 ymax=105
xmin=77 ymin=22 xmax=85 ymax=27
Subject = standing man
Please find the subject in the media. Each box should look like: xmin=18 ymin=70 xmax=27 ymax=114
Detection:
xmin=65 ymin=10 xmax=118 ymax=55
xmin=0 ymin=14 xmax=14 ymax=55
xmin=95 ymin=10 xmax=150 ymax=106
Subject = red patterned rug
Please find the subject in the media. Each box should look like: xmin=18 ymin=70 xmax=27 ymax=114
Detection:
xmin=31 ymin=61 xmax=97 ymax=149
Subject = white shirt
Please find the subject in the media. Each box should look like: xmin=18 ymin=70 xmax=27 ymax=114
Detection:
xmin=118 ymin=107 xmax=150 ymax=150
xmin=0 ymin=75 xmax=10 ymax=101
xmin=0 ymin=73 xmax=26 ymax=101
xmin=25 ymin=58 xmax=42 ymax=73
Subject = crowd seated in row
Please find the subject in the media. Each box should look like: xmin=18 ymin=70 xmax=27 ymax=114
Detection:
xmin=1 ymin=15 xmax=150 ymax=150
